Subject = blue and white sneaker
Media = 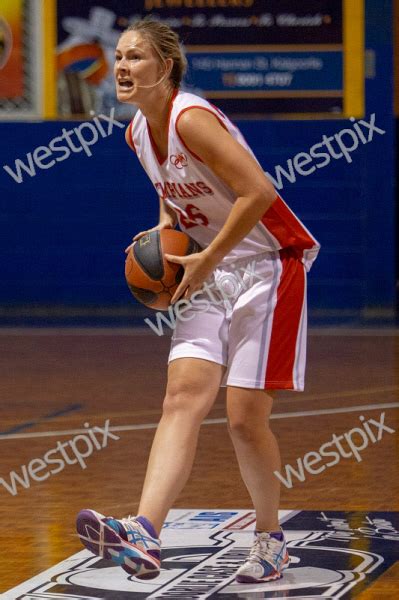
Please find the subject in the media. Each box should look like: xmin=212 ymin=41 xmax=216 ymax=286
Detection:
xmin=235 ymin=530 xmax=289 ymax=583
xmin=76 ymin=509 xmax=161 ymax=579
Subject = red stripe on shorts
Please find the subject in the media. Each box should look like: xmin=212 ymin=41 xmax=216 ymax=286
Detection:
xmin=265 ymin=248 xmax=305 ymax=389
xmin=261 ymin=195 xmax=316 ymax=250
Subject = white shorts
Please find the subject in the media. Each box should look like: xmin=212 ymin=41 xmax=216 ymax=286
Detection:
xmin=168 ymin=248 xmax=308 ymax=391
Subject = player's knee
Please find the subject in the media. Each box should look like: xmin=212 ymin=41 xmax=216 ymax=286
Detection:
xmin=227 ymin=414 xmax=266 ymax=443
xmin=162 ymin=390 xmax=189 ymax=416
xmin=228 ymin=418 xmax=255 ymax=442
xmin=162 ymin=379 xmax=211 ymax=419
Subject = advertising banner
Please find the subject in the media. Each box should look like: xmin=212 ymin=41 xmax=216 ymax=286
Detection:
xmin=56 ymin=1 xmax=362 ymax=118
xmin=0 ymin=0 xmax=24 ymax=99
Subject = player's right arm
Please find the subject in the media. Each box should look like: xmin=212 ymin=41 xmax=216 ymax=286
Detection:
xmin=125 ymin=124 xmax=135 ymax=151
xmin=124 ymin=121 xmax=177 ymax=250
xmin=125 ymin=199 xmax=177 ymax=252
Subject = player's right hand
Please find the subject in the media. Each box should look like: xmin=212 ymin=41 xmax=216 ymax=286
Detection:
xmin=124 ymin=223 xmax=173 ymax=253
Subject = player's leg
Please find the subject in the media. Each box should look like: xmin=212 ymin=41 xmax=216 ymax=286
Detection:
xmin=224 ymin=249 xmax=307 ymax=582
xmin=137 ymin=289 xmax=229 ymax=535
xmin=227 ymin=387 xmax=289 ymax=583
xmin=76 ymin=357 xmax=223 ymax=579
xmin=226 ymin=387 xmax=280 ymax=532
xmin=137 ymin=356 xmax=224 ymax=533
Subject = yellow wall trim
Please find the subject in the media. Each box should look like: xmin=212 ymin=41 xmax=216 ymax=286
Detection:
xmin=42 ymin=0 xmax=57 ymax=118
xmin=343 ymin=0 xmax=365 ymax=117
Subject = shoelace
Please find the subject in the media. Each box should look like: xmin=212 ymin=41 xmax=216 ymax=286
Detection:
xmin=118 ymin=515 xmax=139 ymax=531
xmin=247 ymin=534 xmax=280 ymax=565
xmin=120 ymin=515 xmax=135 ymax=523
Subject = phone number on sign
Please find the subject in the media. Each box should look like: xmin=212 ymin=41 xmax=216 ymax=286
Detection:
xmin=223 ymin=72 xmax=293 ymax=87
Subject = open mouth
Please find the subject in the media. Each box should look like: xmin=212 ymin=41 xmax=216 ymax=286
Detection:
xmin=118 ymin=80 xmax=133 ymax=89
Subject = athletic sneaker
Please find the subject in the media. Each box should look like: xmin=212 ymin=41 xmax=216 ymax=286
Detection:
xmin=235 ymin=530 xmax=289 ymax=583
xmin=76 ymin=509 xmax=161 ymax=579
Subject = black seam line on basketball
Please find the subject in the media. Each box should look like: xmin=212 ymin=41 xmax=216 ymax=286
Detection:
xmin=127 ymin=284 xmax=158 ymax=305
xmin=157 ymin=230 xmax=164 ymax=280
xmin=188 ymin=237 xmax=200 ymax=255
xmin=175 ymin=266 xmax=184 ymax=285
xmin=133 ymin=230 xmax=164 ymax=281
xmin=133 ymin=231 xmax=164 ymax=280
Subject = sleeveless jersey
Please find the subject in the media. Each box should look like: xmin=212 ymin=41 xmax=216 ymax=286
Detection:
xmin=129 ymin=90 xmax=320 ymax=270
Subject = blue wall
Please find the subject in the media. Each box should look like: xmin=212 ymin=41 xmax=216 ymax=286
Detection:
xmin=0 ymin=0 xmax=395 ymax=318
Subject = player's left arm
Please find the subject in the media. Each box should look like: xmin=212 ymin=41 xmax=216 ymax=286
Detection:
xmin=178 ymin=108 xmax=276 ymax=263
xmin=168 ymin=108 xmax=276 ymax=302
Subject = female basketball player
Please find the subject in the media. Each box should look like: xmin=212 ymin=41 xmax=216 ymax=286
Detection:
xmin=77 ymin=19 xmax=320 ymax=584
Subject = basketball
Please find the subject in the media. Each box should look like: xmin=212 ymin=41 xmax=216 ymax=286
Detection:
xmin=125 ymin=229 xmax=200 ymax=310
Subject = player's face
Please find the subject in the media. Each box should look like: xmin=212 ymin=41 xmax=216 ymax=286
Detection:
xmin=114 ymin=32 xmax=163 ymax=103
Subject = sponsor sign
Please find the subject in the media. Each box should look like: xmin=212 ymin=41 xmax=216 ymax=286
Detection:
xmin=56 ymin=0 xmax=359 ymax=117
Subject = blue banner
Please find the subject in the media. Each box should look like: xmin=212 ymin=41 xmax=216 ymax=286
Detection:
xmin=188 ymin=52 xmax=343 ymax=93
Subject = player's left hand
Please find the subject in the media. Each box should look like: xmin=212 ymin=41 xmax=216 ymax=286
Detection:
xmin=165 ymin=251 xmax=218 ymax=304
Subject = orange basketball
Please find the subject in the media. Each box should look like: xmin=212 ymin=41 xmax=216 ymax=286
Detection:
xmin=125 ymin=229 xmax=200 ymax=311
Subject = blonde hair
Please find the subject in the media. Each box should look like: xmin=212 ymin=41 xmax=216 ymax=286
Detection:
xmin=122 ymin=19 xmax=187 ymax=89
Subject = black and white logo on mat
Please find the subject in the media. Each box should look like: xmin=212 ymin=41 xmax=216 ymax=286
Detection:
xmin=5 ymin=509 xmax=399 ymax=599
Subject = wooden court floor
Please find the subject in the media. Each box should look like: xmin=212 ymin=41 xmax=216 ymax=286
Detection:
xmin=0 ymin=327 xmax=398 ymax=597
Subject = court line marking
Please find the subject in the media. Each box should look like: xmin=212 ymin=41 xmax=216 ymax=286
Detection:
xmin=0 ymin=327 xmax=398 ymax=336
xmin=0 ymin=403 xmax=82 ymax=435
xmin=1 ymin=386 xmax=397 ymax=433
xmin=0 ymin=402 xmax=397 ymax=441
xmin=3 ymin=386 xmax=395 ymax=424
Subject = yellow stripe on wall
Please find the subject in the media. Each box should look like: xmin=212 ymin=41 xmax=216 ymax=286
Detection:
xmin=343 ymin=0 xmax=365 ymax=117
xmin=42 ymin=0 xmax=57 ymax=118
xmin=394 ymin=0 xmax=399 ymax=116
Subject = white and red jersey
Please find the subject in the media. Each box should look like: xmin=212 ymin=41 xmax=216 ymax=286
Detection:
xmin=128 ymin=90 xmax=320 ymax=270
